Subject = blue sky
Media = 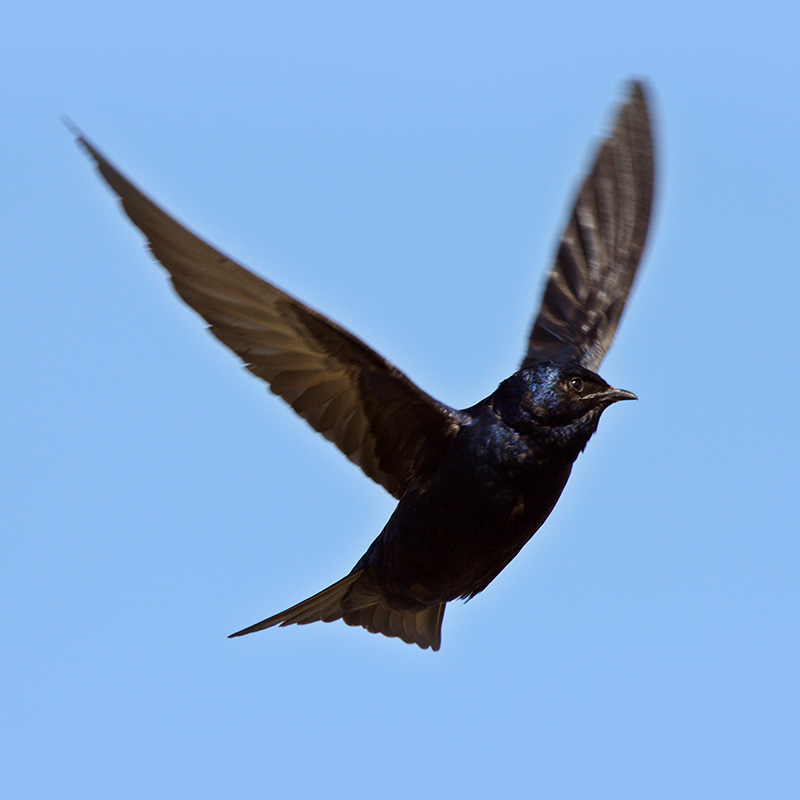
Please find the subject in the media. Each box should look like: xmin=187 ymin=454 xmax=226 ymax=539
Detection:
xmin=3 ymin=2 xmax=799 ymax=797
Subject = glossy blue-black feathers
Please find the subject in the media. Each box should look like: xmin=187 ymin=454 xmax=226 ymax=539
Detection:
xmin=72 ymin=82 xmax=655 ymax=650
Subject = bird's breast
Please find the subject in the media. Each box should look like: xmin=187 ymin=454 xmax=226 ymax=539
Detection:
xmin=359 ymin=430 xmax=574 ymax=605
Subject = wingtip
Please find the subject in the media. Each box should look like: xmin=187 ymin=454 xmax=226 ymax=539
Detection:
xmin=616 ymin=79 xmax=655 ymax=176
xmin=61 ymin=115 xmax=80 ymax=136
xmin=61 ymin=116 xmax=91 ymax=152
xmin=626 ymin=79 xmax=649 ymax=104
xmin=62 ymin=119 xmax=110 ymax=170
xmin=622 ymin=80 xmax=653 ymax=128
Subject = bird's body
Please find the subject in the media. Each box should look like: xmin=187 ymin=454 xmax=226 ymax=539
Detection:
xmin=358 ymin=369 xmax=599 ymax=607
xmin=359 ymin=396 xmax=573 ymax=607
xmin=230 ymin=362 xmax=637 ymax=649
xmin=72 ymin=82 xmax=655 ymax=650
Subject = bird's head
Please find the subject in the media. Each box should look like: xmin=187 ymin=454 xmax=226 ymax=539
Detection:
xmin=493 ymin=362 xmax=636 ymax=446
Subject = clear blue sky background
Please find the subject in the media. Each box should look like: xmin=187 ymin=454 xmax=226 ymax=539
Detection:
xmin=3 ymin=2 xmax=799 ymax=797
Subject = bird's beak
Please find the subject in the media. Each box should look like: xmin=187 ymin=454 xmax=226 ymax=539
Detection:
xmin=602 ymin=387 xmax=638 ymax=404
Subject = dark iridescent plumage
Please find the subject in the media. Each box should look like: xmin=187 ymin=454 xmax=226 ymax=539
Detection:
xmin=72 ymin=82 xmax=654 ymax=650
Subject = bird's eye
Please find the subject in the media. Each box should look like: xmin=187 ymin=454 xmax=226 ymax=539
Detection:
xmin=567 ymin=377 xmax=585 ymax=393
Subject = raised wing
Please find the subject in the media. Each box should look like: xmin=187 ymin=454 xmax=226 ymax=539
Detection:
xmin=523 ymin=81 xmax=655 ymax=371
xmin=73 ymin=130 xmax=464 ymax=498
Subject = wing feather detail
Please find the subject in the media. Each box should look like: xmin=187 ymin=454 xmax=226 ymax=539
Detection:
xmin=524 ymin=81 xmax=655 ymax=371
xmin=74 ymin=132 xmax=464 ymax=497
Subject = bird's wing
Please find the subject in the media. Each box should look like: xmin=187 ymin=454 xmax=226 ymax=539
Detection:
xmin=523 ymin=81 xmax=654 ymax=372
xmin=73 ymin=131 xmax=464 ymax=498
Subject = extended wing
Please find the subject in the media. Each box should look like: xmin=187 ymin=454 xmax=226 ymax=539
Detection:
xmin=74 ymin=131 xmax=464 ymax=498
xmin=523 ymin=81 xmax=654 ymax=371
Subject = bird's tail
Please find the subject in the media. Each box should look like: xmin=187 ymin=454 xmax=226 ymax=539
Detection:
xmin=228 ymin=570 xmax=445 ymax=651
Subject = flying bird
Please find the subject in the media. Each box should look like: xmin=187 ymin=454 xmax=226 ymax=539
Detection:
xmin=71 ymin=81 xmax=654 ymax=651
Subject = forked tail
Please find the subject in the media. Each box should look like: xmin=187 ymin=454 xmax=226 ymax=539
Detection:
xmin=228 ymin=570 xmax=446 ymax=651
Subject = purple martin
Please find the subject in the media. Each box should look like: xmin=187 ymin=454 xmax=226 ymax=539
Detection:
xmin=71 ymin=82 xmax=654 ymax=650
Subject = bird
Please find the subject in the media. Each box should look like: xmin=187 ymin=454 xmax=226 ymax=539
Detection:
xmin=71 ymin=81 xmax=654 ymax=651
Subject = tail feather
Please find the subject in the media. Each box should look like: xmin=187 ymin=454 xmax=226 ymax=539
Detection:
xmin=229 ymin=570 xmax=446 ymax=650
xmin=228 ymin=572 xmax=364 ymax=635
xmin=388 ymin=609 xmax=406 ymax=638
